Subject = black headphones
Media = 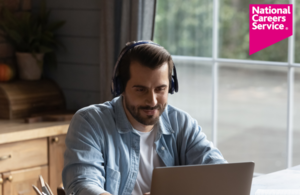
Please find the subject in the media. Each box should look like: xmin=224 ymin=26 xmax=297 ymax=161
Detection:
xmin=111 ymin=41 xmax=179 ymax=97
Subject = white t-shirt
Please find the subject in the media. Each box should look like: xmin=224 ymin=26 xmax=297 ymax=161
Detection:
xmin=132 ymin=125 xmax=164 ymax=195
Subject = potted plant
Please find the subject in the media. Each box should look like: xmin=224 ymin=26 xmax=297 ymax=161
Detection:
xmin=0 ymin=1 xmax=65 ymax=80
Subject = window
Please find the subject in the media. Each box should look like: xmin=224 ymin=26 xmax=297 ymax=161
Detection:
xmin=154 ymin=0 xmax=300 ymax=173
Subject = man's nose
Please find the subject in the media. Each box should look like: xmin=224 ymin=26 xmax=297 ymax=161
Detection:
xmin=146 ymin=90 xmax=157 ymax=107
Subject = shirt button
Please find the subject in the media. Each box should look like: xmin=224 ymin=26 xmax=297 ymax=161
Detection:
xmin=161 ymin=146 xmax=165 ymax=150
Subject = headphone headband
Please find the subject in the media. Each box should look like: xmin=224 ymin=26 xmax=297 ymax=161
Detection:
xmin=111 ymin=41 xmax=179 ymax=97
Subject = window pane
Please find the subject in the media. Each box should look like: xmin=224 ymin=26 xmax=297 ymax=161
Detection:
xmin=293 ymin=68 xmax=300 ymax=166
xmin=218 ymin=64 xmax=287 ymax=173
xmin=154 ymin=0 xmax=213 ymax=57
xmin=219 ymin=0 xmax=289 ymax=62
xmin=168 ymin=58 xmax=212 ymax=140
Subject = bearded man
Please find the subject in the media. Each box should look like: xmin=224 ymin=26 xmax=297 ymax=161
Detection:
xmin=62 ymin=41 xmax=226 ymax=195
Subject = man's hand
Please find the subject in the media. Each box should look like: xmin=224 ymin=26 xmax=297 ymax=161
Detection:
xmin=144 ymin=192 xmax=150 ymax=195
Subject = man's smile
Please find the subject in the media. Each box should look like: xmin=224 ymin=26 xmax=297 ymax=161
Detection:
xmin=141 ymin=109 xmax=157 ymax=115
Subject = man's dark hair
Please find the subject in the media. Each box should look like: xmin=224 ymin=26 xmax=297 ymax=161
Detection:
xmin=117 ymin=41 xmax=174 ymax=93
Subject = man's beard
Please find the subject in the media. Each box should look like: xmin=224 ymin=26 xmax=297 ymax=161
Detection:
xmin=124 ymin=97 xmax=167 ymax=126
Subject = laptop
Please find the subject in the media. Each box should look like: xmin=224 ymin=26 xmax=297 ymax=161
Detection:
xmin=150 ymin=162 xmax=255 ymax=195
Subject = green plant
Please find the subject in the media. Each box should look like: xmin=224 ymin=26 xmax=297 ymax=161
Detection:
xmin=0 ymin=0 xmax=65 ymax=67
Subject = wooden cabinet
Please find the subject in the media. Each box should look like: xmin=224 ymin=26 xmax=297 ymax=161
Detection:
xmin=0 ymin=134 xmax=67 ymax=195
xmin=49 ymin=135 xmax=67 ymax=195
xmin=2 ymin=166 xmax=48 ymax=195
xmin=0 ymin=119 xmax=69 ymax=195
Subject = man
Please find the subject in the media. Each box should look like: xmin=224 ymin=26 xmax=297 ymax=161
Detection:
xmin=62 ymin=41 xmax=226 ymax=195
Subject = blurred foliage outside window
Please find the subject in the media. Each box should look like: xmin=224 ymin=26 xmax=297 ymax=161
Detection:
xmin=154 ymin=0 xmax=213 ymax=57
xmin=154 ymin=0 xmax=300 ymax=62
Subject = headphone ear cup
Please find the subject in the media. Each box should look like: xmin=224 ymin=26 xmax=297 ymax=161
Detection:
xmin=169 ymin=77 xmax=175 ymax=94
xmin=115 ymin=77 xmax=122 ymax=96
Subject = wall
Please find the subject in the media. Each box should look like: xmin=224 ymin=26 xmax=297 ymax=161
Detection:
xmin=0 ymin=0 xmax=31 ymax=72
xmin=32 ymin=0 xmax=101 ymax=111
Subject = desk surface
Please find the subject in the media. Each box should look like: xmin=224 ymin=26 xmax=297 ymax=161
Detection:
xmin=250 ymin=165 xmax=300 ymax=195
xmin=0 ymin=119 xmax=70 ymax=144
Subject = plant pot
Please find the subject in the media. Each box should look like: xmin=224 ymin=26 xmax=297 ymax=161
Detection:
xmin=15 ymin=52 xmax=44 ymax=80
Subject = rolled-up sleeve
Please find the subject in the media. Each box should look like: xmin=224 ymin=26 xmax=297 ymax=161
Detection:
xmin=62 ymin=111 xmax=108 ymax=195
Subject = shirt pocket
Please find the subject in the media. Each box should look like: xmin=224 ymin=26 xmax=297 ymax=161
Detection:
xmin=105 ymin=167 xmax=121 ymax=195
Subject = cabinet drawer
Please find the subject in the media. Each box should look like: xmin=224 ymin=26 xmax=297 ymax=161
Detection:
xmin=3 ymin=165 xmax=48 ymax=195
xmin=0 ymin=138 xmax=47 ymax=172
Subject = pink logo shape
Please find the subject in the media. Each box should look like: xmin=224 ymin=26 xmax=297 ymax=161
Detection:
xmin=249 ymin=4 xmax=293 ymax=55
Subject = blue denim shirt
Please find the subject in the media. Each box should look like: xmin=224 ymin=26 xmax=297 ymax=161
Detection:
xmin=62 ymin=96 xmax=226 ymax=195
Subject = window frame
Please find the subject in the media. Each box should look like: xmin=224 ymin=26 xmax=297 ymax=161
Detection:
xmin=170 ymin=0 xmax=297 ymax=169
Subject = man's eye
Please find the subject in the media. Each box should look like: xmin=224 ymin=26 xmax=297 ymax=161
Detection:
xmin=156 ymin=87 xmax=166 ymax=91
xmin=136 ymin=88 xmax=144 ymax=92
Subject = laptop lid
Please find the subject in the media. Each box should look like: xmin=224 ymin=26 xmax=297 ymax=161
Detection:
xmin=150 ymin=162 xmax=255 ymax=195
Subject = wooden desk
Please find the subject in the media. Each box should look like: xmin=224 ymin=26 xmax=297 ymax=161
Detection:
xmin=0 ymin=119 xmax=69 ymax=195
xmin=250 ymin=165 xmax=300 ymax=195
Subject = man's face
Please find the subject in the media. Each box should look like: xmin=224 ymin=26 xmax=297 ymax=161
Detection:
xmin=122 ymin=61 xmax=169 ymax=127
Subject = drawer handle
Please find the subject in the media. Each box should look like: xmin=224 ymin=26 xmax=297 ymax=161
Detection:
xmin=6 ymin=175 xmax=13 ymax=182
xmin=52 ymin=137 xmax=59 ymax=143
xmin=0 ymin=154 xmax=11 ymax=161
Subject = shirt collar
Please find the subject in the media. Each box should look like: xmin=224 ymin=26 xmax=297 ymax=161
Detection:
xmin=114 ymin=96 xmax=174 ymax=135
